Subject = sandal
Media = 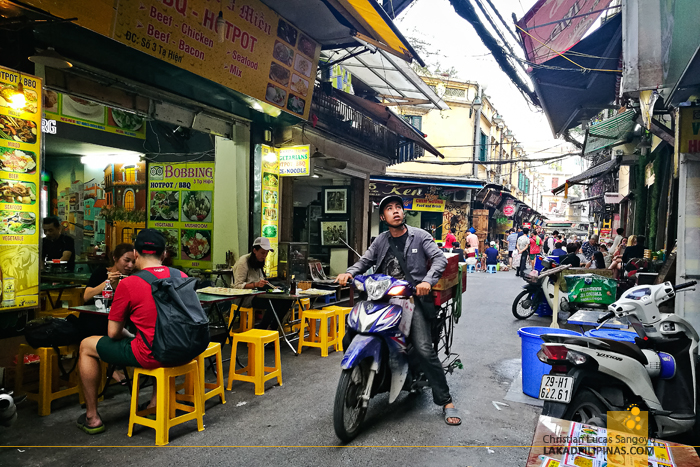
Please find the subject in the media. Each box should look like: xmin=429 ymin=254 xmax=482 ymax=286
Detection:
xmin=443 ymin=406 xmax=462 ymax=426
xmin=138 ymin=401 xmax=157 ymax=420
xmin=76 ymin=413 xmax=105 ymax=434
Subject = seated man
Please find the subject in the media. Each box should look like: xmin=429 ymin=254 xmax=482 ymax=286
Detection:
xmin=484 ymin=241 xmax=499 ymax=268
xmin=551 ymin=242 xmax=567 ymax=258
xmin=77 ymin=229 xmax=184 ymax=434
xmin=559 ymin=242 xmax=581 ymax=267
xmin=450 ymin=241 xmax=466 ymax=262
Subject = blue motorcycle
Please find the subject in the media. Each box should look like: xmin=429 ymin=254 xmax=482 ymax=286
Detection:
xmin=333 ymin=274 xmax=460 ymax=441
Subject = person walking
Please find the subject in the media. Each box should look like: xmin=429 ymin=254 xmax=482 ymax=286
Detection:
xmin=529 ymin=230 xmax=541 ymax=270
xmin=507 ymin=229 xmax=518 ymax=267
xmin=515 ymin=228 xmax=530 ymax=277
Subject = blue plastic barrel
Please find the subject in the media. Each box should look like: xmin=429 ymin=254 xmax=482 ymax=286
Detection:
xmin=584 ymin=329 xmax=638 ymax=343
xmin=518 ymin=327 xmax=582 ymax=398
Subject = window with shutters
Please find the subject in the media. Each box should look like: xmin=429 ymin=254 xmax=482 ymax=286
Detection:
xmin=479 ymin=132 xmax=488 ymax=161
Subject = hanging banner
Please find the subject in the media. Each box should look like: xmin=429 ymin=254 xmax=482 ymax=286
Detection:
xmin=278 ymin=145 xmax=310 ymax=177
xmin=516 ymin=0 xmax=614 ymax=65
xmin=112 ymin=0 xmax=321 ymax=119
xmin=261 ymin=145 xmax=279 ymax=276
xmin=0 ymin=67 xmax=41 ymax=309
xmin=147 ymin=162 xmax=215 ymax=270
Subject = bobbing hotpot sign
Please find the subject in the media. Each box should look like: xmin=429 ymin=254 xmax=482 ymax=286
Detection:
xmin=149 ymin=163 xmax=214 ymax=189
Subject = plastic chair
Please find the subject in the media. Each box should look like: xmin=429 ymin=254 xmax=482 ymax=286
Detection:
xmin=227 ymin=330 xmax=282 ymax=395
xmin=128 ymin=360 xmax=204 ymax=446
xmin=322 ymin=306 xmax=352 ymax=351
xmin=297 ymin=309 xmax=338 ymax=357
xmin=487 ymin=264 xmax=497 ymax=274
xmin=15 ymin=344 xmax=80 ymax=416
xmin=467 ymin=264 xmax=476 ymax=273
xmin=228 ymin=306 xmax=254 ymax=335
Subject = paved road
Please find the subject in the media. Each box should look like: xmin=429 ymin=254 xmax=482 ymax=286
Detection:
xmin=1 ymin=269 xmax=563 ymax=466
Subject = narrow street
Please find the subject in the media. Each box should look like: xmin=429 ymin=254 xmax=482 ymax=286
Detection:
xmin=1 ymin=270 xmax=559 ymax=466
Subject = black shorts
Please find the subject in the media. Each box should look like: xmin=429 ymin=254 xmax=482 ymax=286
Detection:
xmin=508 ymin=250 xmax=513 ymax=258
xmin=96 ymin=337 xmax=141 ymax=368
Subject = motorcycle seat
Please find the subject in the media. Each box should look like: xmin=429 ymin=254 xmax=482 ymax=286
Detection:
xmin=596 ymin=338 xmax=648 ymax=365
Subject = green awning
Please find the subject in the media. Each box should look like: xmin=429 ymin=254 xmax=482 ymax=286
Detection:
xmin=583 ymin=110 xmax=637 ymax=155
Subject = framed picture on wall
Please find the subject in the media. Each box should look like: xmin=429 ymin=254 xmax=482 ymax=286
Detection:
xmin=320 ymin=220 xmax=348 ymax=246
xmin=323 ymin=187 xmax=348 ymax=215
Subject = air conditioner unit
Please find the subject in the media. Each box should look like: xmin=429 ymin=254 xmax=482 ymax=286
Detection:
xmin=453 ymin=190 xmax=471 ymax=202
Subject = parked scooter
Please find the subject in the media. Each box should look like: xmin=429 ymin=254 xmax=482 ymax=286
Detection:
xmin=333 ymin=274 xmax=457 ymax=442
xmin=512 ymin=259 xmax=578 ymax=320
xmin=538 ymin=280 xmax=699 ymax=439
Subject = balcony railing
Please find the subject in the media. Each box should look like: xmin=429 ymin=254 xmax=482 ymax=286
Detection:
xmin=311 ymin=86 xmax=402 ymax=163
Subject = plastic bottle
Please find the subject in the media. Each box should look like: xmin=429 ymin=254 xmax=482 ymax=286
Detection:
xmin=289 ymin=275 xmax=297 ymax=295
xmin=102 ymin=280 xmax=114 ymax=310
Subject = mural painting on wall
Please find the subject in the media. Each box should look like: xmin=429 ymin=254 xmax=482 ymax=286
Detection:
xmin=47 ymin=158 xmax=146 ymax=258
xmin=442 ymin=201 xmax=470 ymax=247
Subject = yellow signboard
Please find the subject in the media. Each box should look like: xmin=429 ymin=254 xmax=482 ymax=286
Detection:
xmin=278 ymin=145 xmax=310 ymax=177
xmin=410 ymin=198 xmax=446 ymax=212
xmin=0 ymin=67 xmax=42 ymax=308
xmin=113 ymin=0 xmax=320 ymax=120
xmin=147 ymin=162 xmax=215 ymax=270
xmin=679 ymin=107 xmax=700 ymax=153
xmin=261 ymin=145 xmax=279 ymax=276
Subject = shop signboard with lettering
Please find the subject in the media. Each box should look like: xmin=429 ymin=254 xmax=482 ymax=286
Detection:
xmin=112 ymin=0 xmax=321 ymax=119
xmin=278 ymin=145 xmax=310 ymax=177
xmin=261 ymin=145 xmax=279 ymax=276
xmin=409 ymin=198 xmax=445 ymax=212
xmin=147 ymin=162 xmax=215 ymax=269
xmin=0 ymin=67 xmax=42 ymax=309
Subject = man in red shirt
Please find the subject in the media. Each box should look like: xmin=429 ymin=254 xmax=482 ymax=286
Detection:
xmin=77 ymin=229 xmax=185 ymax=434
xmin=444 ymin=228 xmax=457 ymax=250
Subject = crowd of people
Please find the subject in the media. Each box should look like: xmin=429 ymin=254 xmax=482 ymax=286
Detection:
xmin=504 ymin=226 xmax=646 ymax=278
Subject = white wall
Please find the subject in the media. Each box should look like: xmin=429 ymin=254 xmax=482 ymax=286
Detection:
xmin=213 ymin=128 xmax=250 ymax=265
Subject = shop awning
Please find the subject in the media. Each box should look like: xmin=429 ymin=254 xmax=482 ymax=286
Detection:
xmin=583 ymin=110 xmax=637 ymax=155
xmin=260 ymin=0 xmax=422 ymax=65
xmin=529 ymin=14 xmax=623 ymax=137
xmin=551 ymin=158 xmax=618 ymax=195
xmin=333 ymin=89 xmax=445 ymax=158
xmin=327 ymin=48 xmax=449 ymax=109
xmin=569 ymin=195 xmax=604 ymax=204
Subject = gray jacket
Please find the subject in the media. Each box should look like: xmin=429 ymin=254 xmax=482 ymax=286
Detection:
xmin=346 ymin=225 xmax=447 ymax=286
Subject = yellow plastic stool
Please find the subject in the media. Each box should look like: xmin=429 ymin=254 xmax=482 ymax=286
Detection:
xmin=192 ymin=342 xmax=226 ymax=412
xmin=322 ymin=306 xmax=352 ymax=351
xmin=229 ymin=306 xmax=254 ymax=335
xmin=128 ymin=360 xmax=204 ymax=446
xmin=227 ymin=329 xmax=282 ymax=395
xmin=297 ymin=309 xmax=338 ymax=357
xmin=15 ymin=344 xmax=80 ymax=416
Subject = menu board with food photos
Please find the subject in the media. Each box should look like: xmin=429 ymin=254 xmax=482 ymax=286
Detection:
xmin=112 ymin=0 xmax=321 ymax=120
xmin=0 ymin=66 xmax=41 ymax=309
xmin=261 ymin=145 xmax=279 ymax=277
xmin=147 ymin=162 xmax=214 ymax=270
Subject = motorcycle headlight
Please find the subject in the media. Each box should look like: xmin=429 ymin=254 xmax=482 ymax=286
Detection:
xmin=365 ymin=277 xmax=392 ymax=300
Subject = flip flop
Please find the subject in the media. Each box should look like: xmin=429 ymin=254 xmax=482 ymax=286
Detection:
xmin=443 ymin=406 xmax=462 ymax=426
xmin=76 ymin=413 xmax=105 ymax=434
xmin=138 ymin=401 xmax=157 ymax=420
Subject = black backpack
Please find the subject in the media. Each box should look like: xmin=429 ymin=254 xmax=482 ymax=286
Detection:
xmin=135 ymin=268 xmax=209 ymax=367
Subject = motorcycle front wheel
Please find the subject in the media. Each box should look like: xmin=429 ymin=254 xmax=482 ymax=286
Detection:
xmin=512 ymin=290 xmax=537 ymax=320
xmin=334 ymin=365 xmax=369 ymax=442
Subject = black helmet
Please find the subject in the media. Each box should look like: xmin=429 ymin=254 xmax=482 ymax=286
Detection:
xmin=378 ymin=195 xmax=404 ymax=213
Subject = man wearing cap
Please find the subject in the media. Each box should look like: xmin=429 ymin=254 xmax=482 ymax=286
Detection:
xmin=232 ymin=237 xmax=292 ymax=330
xmin=484 ymin=241 xmax=499 ymax=269
xmin=336 ymin=195 xmax=461 ymax=426
xmin=77 ymin=229 xmax=186 ymax=434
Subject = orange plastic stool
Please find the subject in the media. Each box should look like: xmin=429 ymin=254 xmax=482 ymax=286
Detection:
xmin=15 ymin=343 xmax=80 ymax=416
xmin=128 ymin=360 xmax=204 ymax=446
xmin=297 ymin=308 xmax=338 ymax=357
xmin=229 ymin=306 xmax=254 ymax=335
xmin=227 ymin=329 xmax=282 ymax=395
xmin=322 ymin=306 xmax=352 ymax=351
xmin=191 ymin=342 xmax=226 ymax=412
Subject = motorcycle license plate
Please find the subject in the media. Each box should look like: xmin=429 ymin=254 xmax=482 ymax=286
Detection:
xmin=539 ymin=375 xmax=573 ymax=403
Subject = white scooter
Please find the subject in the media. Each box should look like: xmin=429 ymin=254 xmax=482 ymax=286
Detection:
xmin=538 ymin=280 xmax=699 ymax=439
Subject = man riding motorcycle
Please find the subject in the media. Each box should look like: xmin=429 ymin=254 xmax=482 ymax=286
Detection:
xmin=335 ymin=195 xmax=461 ymax=426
